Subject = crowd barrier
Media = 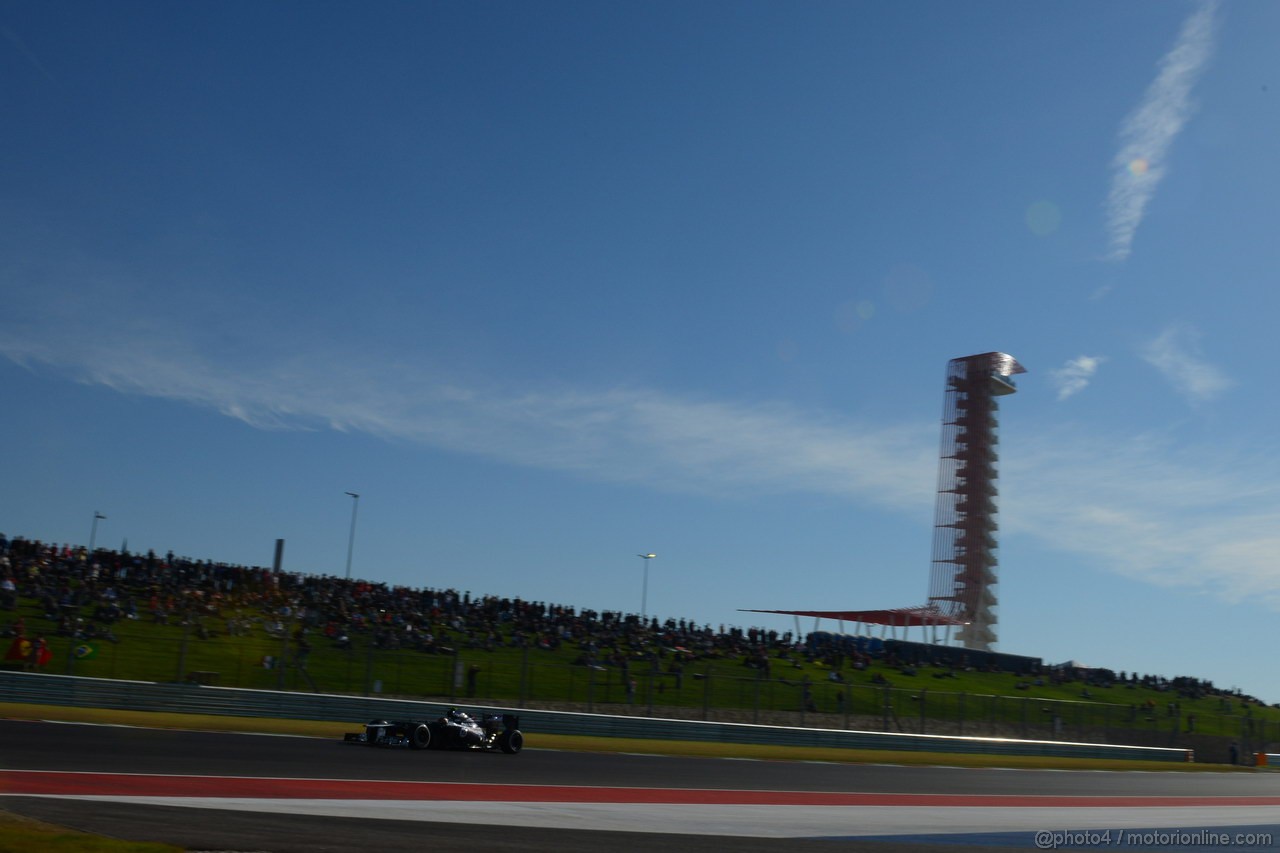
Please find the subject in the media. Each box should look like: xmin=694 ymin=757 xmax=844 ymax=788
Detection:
xmin=0 ymin=670 xmax=1193 ymax=762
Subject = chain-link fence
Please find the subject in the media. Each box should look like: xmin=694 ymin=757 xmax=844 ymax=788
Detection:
xmin=34 ymin=633 xmax=1269 ymax=761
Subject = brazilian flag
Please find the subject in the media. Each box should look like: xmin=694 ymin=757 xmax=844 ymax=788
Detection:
xmin=73 ymin=643 xmax=98 ymax=660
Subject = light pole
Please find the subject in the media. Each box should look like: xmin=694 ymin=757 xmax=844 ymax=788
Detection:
xmin=89 ymin=511 xmax=106 ymax=553
xmin=637 ymin=553 xmax=656 ymax=620
xmin=344 ymin=492 xmax=360 ymax=580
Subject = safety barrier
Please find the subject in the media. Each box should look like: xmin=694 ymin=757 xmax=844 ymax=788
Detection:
xmin=0 ymin=670 xmax=1193 ymax=762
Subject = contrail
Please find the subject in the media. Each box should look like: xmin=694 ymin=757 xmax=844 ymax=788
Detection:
xmin=1 ymin=25 xmax=55 ymax=82
xmin=1105 ymin=1 xmax=1218 ymax=261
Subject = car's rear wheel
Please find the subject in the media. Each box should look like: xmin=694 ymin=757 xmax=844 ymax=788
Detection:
xmin=498 ymin=729 xmax=524 ymax=754
xmin=410 ymin=724 xmax=432 ymax=750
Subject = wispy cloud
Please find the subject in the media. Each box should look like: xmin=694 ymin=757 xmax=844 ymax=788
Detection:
xmin=0 ymin=324 xmax=940 ymax=508
xmin=1006 ymin=431 xmax=1280 ymax=608
xmin=1105 ymin=1 xmax=1219 ymax=261
xmin=1050 ymin=355 xmax=1105 ymax=400
xmin=3 ymin=295 xmax=1278 ymax=611
xmin=1139 ymin=323 xmax=1232 ymax=401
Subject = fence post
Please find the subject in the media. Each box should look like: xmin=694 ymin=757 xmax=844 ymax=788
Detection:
xmin=448 ymin=649 xmax=459 ymax=702
xmin=703 ymin=667 xmax=712 ymax=721
xmin=175 ymin=608 xmax=192 ymax=685
xmin=753 ymin=671 xmax=761 ymax=725
xmin=276 ymin=618 xmax=289 ymax=690
xmin=363 ymin=638 xmax=374 ymax=697
xmin=519 ymin=646 xmax=529 ymax=704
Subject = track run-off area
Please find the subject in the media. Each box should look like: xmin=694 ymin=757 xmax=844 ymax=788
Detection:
xmin=3 ymin=720 xmax=1280 ymax=851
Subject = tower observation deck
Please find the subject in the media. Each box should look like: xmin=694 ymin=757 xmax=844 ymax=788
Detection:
xmin=926 ymin=352 xmax=1025 ymax=651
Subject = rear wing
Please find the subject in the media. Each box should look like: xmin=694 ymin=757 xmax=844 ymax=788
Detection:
xmin=481 ymin=713 xmax=520 ymax=730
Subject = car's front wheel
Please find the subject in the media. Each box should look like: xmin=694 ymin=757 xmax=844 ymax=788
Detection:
xmin=410 ymin=724 xmax=432 ymax=750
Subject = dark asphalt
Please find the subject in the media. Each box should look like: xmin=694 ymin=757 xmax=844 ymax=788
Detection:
xmin=2 ymin=720 xmax=1275 ymax=852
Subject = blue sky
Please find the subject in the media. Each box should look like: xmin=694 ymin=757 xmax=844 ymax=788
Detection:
xmin=4 ymin=1 xmax=1280 ymax=700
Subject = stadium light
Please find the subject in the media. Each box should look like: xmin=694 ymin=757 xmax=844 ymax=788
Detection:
xmin=344 ymin=492 xmax=360 ymax=580
xmin=637 ymin=553 xmax=657 ymax=620
xmin=89 ymin=511 xmax=106 ymax=553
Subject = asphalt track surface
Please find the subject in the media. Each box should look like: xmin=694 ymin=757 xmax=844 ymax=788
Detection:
xmin=3 ymin=720 xmax=1280 ymax=852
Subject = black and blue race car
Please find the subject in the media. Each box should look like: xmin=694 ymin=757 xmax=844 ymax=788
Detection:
xmin=344 ymin=707 xmax=524 ymax=754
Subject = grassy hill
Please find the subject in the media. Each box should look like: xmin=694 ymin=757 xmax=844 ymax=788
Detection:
xmin=4 ymin=589 xmax=1274 ymax=753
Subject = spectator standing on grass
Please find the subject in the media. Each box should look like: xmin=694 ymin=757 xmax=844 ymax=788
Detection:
xmin=28 ymin=635 xmax=52 ymax=668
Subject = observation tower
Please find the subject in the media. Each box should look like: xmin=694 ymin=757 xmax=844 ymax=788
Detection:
xmin=740 ymin=352 xmax=1026 ymax=651
xmin=926 ymin=352 xmax=1025 ymax=651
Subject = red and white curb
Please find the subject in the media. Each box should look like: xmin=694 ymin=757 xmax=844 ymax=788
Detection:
xmin=4 ymin=771 xmax=1278 ymax=839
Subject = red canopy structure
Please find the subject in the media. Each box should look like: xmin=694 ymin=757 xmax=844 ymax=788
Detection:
xmin=739 ymin=605 xmax=965 ymax=627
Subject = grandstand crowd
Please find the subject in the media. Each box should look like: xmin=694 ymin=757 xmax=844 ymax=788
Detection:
xmin=0 ymin=532 xmax=1269 ymax=711
xmin=0 ymin=533 xmax=792 ymax=676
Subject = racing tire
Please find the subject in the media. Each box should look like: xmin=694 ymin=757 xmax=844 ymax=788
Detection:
xmin=498 ymin=729 xmax=524 ymax=755
xmin=410 ymin=724 xmax=432 ymax=750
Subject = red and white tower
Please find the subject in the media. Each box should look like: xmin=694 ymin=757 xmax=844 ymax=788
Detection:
xmin=926 ymin=352 xmax=1025 ymax=651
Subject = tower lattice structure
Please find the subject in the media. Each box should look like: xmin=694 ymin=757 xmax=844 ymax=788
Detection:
xmin=926 ymin=352 xmax=1025 ymax=651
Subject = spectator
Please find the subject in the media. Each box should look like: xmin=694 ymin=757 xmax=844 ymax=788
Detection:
xmin=28 ymin=635 xmax=52 ymax=668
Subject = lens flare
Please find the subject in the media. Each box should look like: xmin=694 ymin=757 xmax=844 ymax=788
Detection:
xmin=1026 ymin=200 xmax=1061 ymax=236
xmin=1128 ymin=157 xmax=1150 ymax=176
xmin=834 ymin=299 xmax=875 ymax=334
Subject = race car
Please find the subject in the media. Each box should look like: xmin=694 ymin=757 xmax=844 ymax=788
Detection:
xmin=344 ymin=707 xmax=524 ymax=754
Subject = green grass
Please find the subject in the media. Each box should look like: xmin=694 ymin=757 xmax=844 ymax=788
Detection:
xmin=5 ymin=592 xmax=1275 ymax=744
xmin=0 ymin=811 xmax=181 ymax=853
